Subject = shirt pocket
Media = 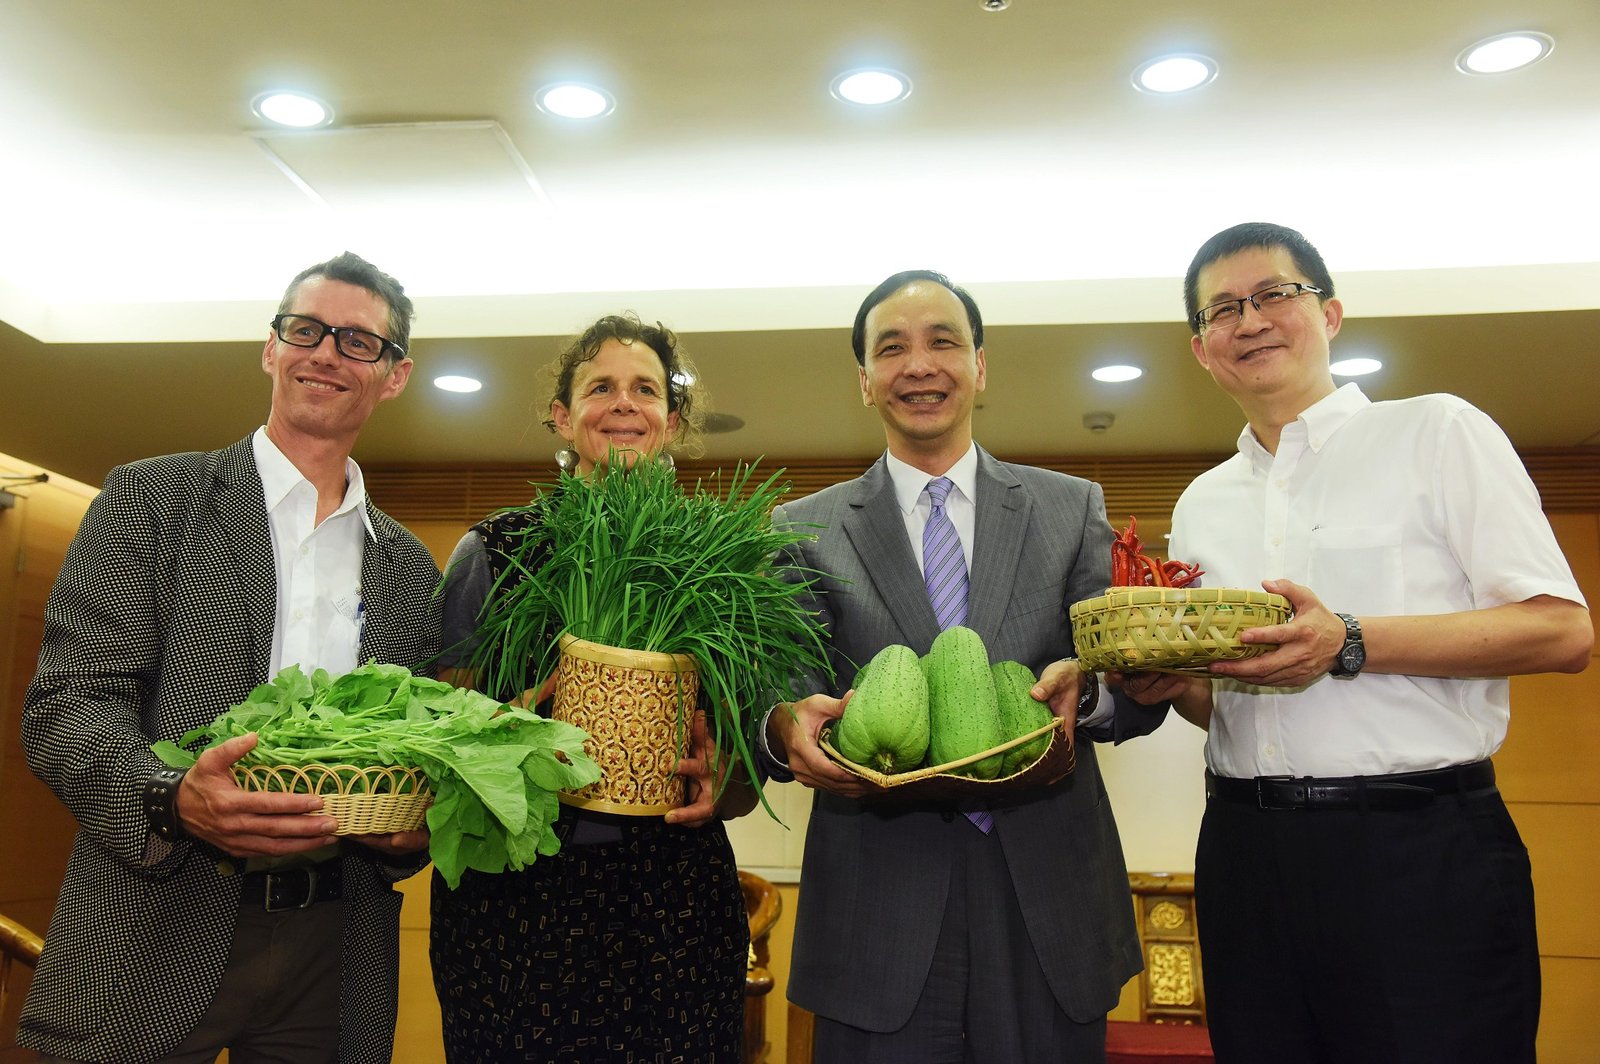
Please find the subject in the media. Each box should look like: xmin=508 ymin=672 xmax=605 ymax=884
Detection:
xmin=1307 ymin=523 xmax=1405 ymax=615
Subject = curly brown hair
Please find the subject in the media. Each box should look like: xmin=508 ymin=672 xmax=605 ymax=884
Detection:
xmin=542 ymin=314 xmax=705 ymax=456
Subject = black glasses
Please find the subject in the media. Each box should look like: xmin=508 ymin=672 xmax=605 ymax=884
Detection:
xmin=1194 ymin=282 xmax=1324 ymax=332
xmin=271 ymin=314 xmax=405 ymax=363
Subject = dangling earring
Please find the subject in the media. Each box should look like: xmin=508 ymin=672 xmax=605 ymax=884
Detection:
xmin=656 ymin=451 xmax=676 ymax=473
xmin=555 ymin=448 xmax=580 ymax=473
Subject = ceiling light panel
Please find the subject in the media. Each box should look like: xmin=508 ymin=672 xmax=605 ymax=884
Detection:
xmin=1330 ymin=357 xmax=1382 ymax=377
xmin=1456 ymin=32 xmax=1554 ymax=75
xmin=1092 ymin=365 xmax=1143 ymax=382
xmin=536 ymin=83 xmax=615 ymax=118
xmin=251 ymin=90 xmax=333 ymax=128
xmin=1132 ymin=55 xmax=1217 ymax=94
xmin=831 ymin=69 xmax=912 ymax=105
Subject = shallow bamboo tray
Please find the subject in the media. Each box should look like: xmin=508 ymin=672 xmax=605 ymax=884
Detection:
xmin=820 ymin=717 xmax=1074 ymax=801
xmin=1069 ymin=587 xmax=1291 ymax=675
xmin=234 ymin=762 xmax=433 ymax=835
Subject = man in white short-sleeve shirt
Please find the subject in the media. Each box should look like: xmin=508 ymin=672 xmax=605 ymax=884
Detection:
xmin=1123 ymin=221 xmax=1592 ymax=1064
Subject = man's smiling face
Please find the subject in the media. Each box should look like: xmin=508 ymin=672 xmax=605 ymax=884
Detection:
xmin=261 ymin=275 xmax=411 ymax=452
xmin=858 ymin=281 xmax=987 ymax=458
xmin=1190 ymin=244 xmax=1342 ymax=414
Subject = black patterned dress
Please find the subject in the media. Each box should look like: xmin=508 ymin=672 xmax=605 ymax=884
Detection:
xmin=429 ymin=508 xmax=750 ymax=1063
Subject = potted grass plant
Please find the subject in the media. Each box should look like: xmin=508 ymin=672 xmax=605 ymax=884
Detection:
xmin=467 ymin=455 xmax=831 ymax=817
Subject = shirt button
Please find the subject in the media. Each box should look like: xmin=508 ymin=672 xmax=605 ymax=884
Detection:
xmin=1274 ymin=479 xmax=1287 ymax=489
xmin=1270 ymin=537 xmax=1281 ymax=547
xmin=300 ymin=544 xmax=310 ymax=555
xmin=293 ymin=609 xmax=304 ymax=621
xmin=1263 ymin=744 xmax=1277 ymax=757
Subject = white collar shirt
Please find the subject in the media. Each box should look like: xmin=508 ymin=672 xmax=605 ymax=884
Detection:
xmin=1170 ymin=383 xmax=1585 ymax=778
xmin=886 ymin=443 xmax=979 ymax=575
xmin=252 ymin=427 xmax=372 ymax=678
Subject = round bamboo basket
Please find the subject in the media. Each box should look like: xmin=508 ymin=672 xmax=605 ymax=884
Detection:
xmin=233 ymin=762 xmax=432 ymax=835
xmin=550 ymin=634 xmax=699 ymax=815
xmin=1069 ymin=587 xmax=1291 ymax=674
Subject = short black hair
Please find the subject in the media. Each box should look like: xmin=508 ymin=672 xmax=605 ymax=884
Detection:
xmin=851 ymin=269 xmax=984 ymax=366
xmin=1183 ymin=223 xmax=1335 ymax=333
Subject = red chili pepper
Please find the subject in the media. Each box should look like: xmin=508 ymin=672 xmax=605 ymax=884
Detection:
xmin=1162 ymin=559 xmax=1205 ymax=589
xmin=1138 ymin=553 xmax=1169 ymax=587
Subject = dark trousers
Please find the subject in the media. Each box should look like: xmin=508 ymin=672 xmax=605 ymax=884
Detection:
xmin=1195 ymin=784 xmax=1539 ymax=1064
xmin=814 ymin=820 xmax=1107 ymax=1064
xmin=37 ymin=900 xmax=347 ymax=1064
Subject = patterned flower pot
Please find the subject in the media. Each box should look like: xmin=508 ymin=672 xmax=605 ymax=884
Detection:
xmin=550 ymin=634 xmax=699 ymax=815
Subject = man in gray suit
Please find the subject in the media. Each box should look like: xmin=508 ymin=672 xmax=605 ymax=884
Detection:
xmin=19 ymin=252 xmax=441 ymax=1063
xmin=761 ymin=270 xmax=1165 ymax=1061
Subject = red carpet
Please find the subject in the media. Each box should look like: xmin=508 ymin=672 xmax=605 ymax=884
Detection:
xmin=1105 ymin=1019 xmax=1214 ymax=1063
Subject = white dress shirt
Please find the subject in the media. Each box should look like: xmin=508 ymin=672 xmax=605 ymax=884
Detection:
xmin=252 ymin=427 xmax=372 ymax=677
xmin=1170 ymin=384 xmax=1586 ymax=779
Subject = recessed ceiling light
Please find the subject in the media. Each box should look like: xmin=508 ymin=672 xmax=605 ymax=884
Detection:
xmin=434 ymin=375 xmax=482 ymax=393
xmin=1330 ymin=357 xmax=1382 ymax=377
xmin=1132 ymin=54 xmax=1217 ymax=95
xmin=536 ymin=83 xmax=615 ymax=119
xmin=831 ymin=69 xmax=912 ymax=106
xmin=1092 ymin=364 xmax=1143 ymax=383
xmin=1456 ymin=32 xmax=1554 ymax=75
xmin=251 ymin=90 xmax=333 ymax=128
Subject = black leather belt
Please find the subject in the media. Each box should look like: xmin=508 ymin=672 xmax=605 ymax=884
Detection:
xmin=239 ymin=861 xmax=344 ymax=911
xmin=1205 ymin=760 xmax=1496 ymax=811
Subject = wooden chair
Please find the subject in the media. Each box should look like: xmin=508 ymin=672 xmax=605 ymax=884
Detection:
xmin=1105 ymin=871 xmax=1213 ymax=1063
xmin=2 ymin=912 xmax=44 ymax=1051
xmin=740 ymin=871 xmax=782 ymax=1064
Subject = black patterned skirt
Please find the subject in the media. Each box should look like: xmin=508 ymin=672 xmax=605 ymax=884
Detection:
xmin=429 ymin=810 xmax=750 ymax=1063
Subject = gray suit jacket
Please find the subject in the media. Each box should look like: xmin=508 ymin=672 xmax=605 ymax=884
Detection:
xmin=19 ymin=436 xmax=441 ymax=1064
xmin=774 ymin=447 xmax=1157 ymax=1031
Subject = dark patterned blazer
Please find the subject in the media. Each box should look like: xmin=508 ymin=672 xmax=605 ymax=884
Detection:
xmin=18 ymin=435 xmax=441 ymax=1064
xmin=773 ymin=446 xmax=1162 ymax=1033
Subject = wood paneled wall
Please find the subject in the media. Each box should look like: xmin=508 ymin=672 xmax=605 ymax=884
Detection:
xmin=366 ymin=446 xmax=1600 ymax=527
xmin=0 ymin=469 xmax=93 ymax=1061
xmin=3 ymin=446 xmax=1595 ymax=1062
xmin=1499 ymin=512 xmax=1600 ymax=1064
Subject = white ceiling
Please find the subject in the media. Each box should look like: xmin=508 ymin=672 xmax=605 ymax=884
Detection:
xmin=2 ymin=0 xmax=1597 ymax=487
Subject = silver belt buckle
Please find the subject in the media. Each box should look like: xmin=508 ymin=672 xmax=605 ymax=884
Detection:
xmin=1255 ymin=774 xmax=1299 ymax=810
xmin=263 ymin=867 xmax=318 ymax=912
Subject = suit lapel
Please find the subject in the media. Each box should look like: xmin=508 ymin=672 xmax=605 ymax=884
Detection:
xmin=211 ymin=437 xmax=276 ymax=680
xmin=842 ymin=458 xmax=942 ymax=648
xmin=357 ymin=505 xmax=398 ymax=664
xmin=967 ymin=447 xmax=1028 ymax=640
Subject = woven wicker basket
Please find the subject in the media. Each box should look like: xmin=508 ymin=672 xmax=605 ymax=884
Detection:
xmin=1069 ymin=587 xmax=1291 ymax=674
xmin=820 ymin=717 xmax=1075 ymax=800
xmin=550 ymin=634 xmax=699 ymax=816
xmin=233 ymin=763 xmax=433 ymax=835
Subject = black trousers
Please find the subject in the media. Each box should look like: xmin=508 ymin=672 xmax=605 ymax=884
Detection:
xmin=1195 ymin=783 xmax=1539 ymax=1064
xmin=813 ymin=820 xmax=1107 ymax=1064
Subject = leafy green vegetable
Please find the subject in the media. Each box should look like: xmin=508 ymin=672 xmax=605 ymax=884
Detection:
xmin=467 ymin=455 xmax=833 ymax=818
xmin=153 ymin=663 xmax=600 ymax=889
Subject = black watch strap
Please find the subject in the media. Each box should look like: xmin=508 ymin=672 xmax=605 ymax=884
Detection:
xmin=144 ymin=766 xmax=190 ymax=841
xmin=1076 ymin=669 xmax=1099 ymax=719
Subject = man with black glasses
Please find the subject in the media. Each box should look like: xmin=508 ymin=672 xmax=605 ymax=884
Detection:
xmin=1121 ymin=222 xmax=1591 ymax=1063
xmin=20 ymin=252 xmax=441 ymax=1064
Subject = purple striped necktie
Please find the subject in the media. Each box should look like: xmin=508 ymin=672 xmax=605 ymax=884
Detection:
xmin=922 ymin=478 xmax=992 ymax=833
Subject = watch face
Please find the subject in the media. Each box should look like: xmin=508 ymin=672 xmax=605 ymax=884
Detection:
xmin=1340 ymin=644 xmax=1366 ymax=674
